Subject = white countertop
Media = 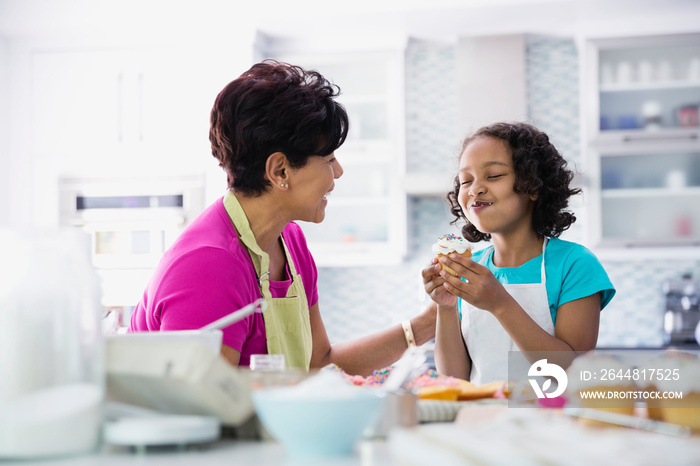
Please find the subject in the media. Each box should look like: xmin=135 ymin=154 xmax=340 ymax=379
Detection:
xmin=5 ymin=439 xmax=394 ymax=466
xmin=6 ymin=406 xmax=700 ymax=466
xmin=391 ymin=405 xmax=700 ymax=466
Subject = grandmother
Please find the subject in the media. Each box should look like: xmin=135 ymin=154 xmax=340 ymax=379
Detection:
xmin=128 ymin=60 xmax=436 ymax=375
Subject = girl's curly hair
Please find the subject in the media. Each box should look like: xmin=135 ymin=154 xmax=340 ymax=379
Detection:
xmin=447 ymin=122 xmax=581 ymax=242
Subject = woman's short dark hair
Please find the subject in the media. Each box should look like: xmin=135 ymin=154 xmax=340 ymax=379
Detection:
xmin=447 ymin=122 xmax=581 ymax=242
xmin=209 ymin=60 xmax=349 ymax=195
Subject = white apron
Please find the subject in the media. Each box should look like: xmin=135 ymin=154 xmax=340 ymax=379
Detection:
xmin=462 ymin=238 xmax=555 ymax=385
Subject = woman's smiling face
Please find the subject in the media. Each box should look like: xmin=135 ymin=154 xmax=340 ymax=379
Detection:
xmin=457 ymin=136 xmax=536 ymax=238
xmin=288 ymin=152 xmax=343 ymax=224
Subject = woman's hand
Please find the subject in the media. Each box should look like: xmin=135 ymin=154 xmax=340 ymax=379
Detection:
xmin=421 ymin=259 xmax=458 ymax=308
xmin=437 ymin=254 xmax=515 ymax=316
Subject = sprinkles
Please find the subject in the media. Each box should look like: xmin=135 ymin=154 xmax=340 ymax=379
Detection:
xmin=321 ymin=364 xmax=465 ymax=388
xmin=321 ymin=363 xmax=392 ymax=386
xmin=438 ymin=234 xmax=465 ymax=242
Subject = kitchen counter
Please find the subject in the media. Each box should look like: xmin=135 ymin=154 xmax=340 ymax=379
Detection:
xmin=598 ymin=343 xmax=700 ymax=351
xmin=8 ymin=406 xmax=700 ymax=466
xmin=5 ymin=439 xmax=394 ymax=466
xmin=391 ymin=404 xmax=700 ymax=466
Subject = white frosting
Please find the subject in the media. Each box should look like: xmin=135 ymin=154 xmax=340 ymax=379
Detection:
xmin=431 ymin=235 xmax=471 ymax=255
xmin=255 ymin=371 xmax=374 ymax=400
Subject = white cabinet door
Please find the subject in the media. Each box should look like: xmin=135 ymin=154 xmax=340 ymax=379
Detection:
xmin=582 ymin=33 xmax=700 ymax=256
xmin=268 ymin=49 xmax=407 ymax=266
xmin=137 ymin=49 xmax=216 ymax=157
xmin=32 ymin=48 xmax=215 ymax=163
xmin=33 ymin=50 xmax=122 ymax=155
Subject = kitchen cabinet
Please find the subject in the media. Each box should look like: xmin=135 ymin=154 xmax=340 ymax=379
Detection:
xmin=581 ymin=33 xmax=700 ymax=255
xmin=261 ymin=46 xmax=408 ymax=266
xmin=29 ymin=45 xmax=236 ymax=305
xmin=32 ymin=47 xmax=213 ymax=163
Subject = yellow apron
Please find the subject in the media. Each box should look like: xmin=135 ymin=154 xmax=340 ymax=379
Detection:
xmin=223 ymin=191 xmax=313 ymax=370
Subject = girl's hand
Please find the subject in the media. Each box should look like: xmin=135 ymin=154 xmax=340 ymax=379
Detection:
xmin=421 ymin=259 xmax=458 ymax=307
xmin=437 ymin=254 xmax=515 ymax=315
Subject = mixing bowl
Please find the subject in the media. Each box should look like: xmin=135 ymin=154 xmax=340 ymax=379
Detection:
xmin=252 ymin=376 xmax=385 ymax=458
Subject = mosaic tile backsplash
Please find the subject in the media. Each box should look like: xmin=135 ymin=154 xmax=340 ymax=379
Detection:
xmin=317 ymin=36 xmax=700 ymax=349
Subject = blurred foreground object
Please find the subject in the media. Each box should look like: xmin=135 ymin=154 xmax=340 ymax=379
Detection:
xmin=0 ymin=228 xmax=104 ymax=459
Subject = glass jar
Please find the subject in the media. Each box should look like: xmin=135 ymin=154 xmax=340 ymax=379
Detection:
xmin=247 ymin=354 xmax=311 ymax=391
xmin=250 ymin=354 xmax=286 ymax=372
xmin=0 ymin=228 xmax=104 ymax=459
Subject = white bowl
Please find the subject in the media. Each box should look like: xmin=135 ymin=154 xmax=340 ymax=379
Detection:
xmin=252 ymin=384 xmax=384 ymax=458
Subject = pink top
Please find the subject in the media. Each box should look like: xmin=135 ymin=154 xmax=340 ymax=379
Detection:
xmin=128 ymin=197 xmax=319 ymax=367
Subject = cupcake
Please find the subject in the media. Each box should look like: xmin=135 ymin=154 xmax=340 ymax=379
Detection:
xmin=638 ymin=350 xmax=697 ymax=422
xmin=566 ymin=352 xmax=637 ymax=427
xmin=648 ymin=352 xmax=700 ymax=431
xmin=406 ymin=369 xmax=470 ymax=401
xmin=415 ymin=385 xmax=462 ymax=401
xmin=432 ymin=234 xmax=472 ymax=276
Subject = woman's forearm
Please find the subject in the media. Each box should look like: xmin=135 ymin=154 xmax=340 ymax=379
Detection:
xmin=322 ymin=303 xmax=437 ymax=377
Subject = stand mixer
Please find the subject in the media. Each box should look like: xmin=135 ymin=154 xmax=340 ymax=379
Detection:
xmin=663 ymin=273 xmax=700 ymax=346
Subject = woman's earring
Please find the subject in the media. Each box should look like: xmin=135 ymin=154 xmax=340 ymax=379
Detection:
xmin=280 ymin=182 xmax=288 ymax=188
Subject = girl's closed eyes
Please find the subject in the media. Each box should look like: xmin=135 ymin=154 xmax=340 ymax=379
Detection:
xmin=461 ymin=174 xmax=507 ymax=183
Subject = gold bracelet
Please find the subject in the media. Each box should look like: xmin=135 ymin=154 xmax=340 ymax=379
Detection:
xmin=401 ymin=320 xmax=416 ymax=348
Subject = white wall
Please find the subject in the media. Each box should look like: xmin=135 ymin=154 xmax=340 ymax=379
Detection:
xmin=0 ymin=37 xmax=8 ymax=225
xmin=3 ymin=39 xmax=34 ymax=227
xmin=457 ymin=34 xmax=528 ymax=135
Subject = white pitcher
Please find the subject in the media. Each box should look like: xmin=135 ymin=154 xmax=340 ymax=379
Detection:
xmin=0 ymin=228 xmax=104 ymax=459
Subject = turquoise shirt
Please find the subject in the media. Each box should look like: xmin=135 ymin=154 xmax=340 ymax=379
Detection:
xmin=458 ymin=237 xmax=615 ymax=324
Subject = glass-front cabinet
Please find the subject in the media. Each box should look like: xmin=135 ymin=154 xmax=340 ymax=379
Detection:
xmin=582 ymin=33 xmax=700 ymax=253
xmin=592 ymin=144 xmax=700 ymax=247
xmin=256 ymin=39 xmax=407 ymax=266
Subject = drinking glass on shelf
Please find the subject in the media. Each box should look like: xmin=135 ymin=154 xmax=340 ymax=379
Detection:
xmin=600 ymin=63 xmax=615 ymax=85
xmin=656 ymin=59 xmax=674 ymax=81
xmin=637 ymin=60 xmax=654 ymax=83
xmin=665 ymin=170 xmax=687 ymax=190
xmin=616 ymin=61 xmax=632 ymax=84
xmin=641 ymin=100 xmax=662 ymax=130
xmin=687 ymin=57 xmax=700 ymax=81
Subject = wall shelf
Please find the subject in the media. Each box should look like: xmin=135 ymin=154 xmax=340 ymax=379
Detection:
xmin=600 ymin=80 xmax=700 ymax=92
xmin=601 ymin=187 xmax=700 ymax=198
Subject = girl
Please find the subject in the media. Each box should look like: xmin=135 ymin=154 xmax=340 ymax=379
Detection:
xmin=422 ymin=122 xmax=615 ymax=384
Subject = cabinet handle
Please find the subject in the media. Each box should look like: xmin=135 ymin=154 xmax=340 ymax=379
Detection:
xmin=622 ymin=133 xmax=698 ymax=143
xmin=138 ymin=72 xmax=144 ymax=142
xmin=117 ymin=73 xmax=124 ymax=143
